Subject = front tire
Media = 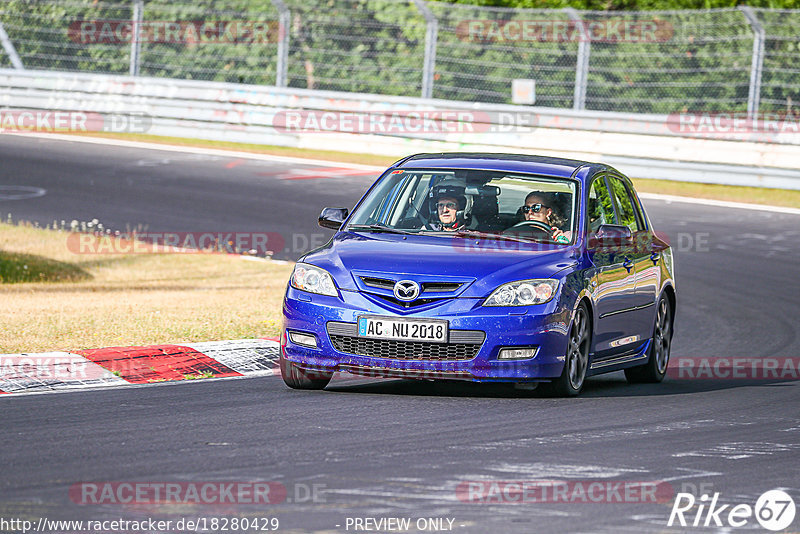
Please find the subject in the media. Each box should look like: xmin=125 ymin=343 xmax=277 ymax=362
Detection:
xmin=625 ymin=294 xmax=673 ymax=384
xmin=280 ymin=353 xmax=333 ymax=390
xmin=542 ymin=302 xmax=591 ymax=397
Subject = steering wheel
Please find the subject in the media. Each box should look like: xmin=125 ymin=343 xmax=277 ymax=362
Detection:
xmin=505 ymin=220 xmax=553 ymax=234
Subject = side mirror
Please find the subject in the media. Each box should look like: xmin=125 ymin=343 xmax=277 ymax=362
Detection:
xmin=589 ymin=224 xmax=633 ymax=251
xmin=318 ymin=207 xmax=349 ymax=230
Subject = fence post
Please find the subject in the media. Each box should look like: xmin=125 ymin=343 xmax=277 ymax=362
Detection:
xmin=271 ymin=0 xmax=290 ymax=87
xmin=0 ymin=22 xmax=24 ymax=70
xmin=564 ymin=8 xmax=589 ymax=111
xmin=739 ymin=6 xmax=764 ymax=118
xmin=412 ymin=0 xmax=438 ymax=99
xmin=129 ymin=0 xmax=143 ymax=76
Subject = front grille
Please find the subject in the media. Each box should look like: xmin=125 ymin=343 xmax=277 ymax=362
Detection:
xmin=360 ymin=277 xmax=396 ymax=290
xmin=359 ymin=277 xmax=463 ymax=294
xmin=421 ymin=281 xmax=463 ymax=293
xmin=357 ymin=276 xmax=467 ymax=308
xmin=329 ymin=335 xmax=481 ymax=361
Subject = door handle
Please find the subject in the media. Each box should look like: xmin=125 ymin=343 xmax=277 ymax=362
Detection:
xmin=622 ymin=257 xmax=633 ymax=273
xmin=650 ymin=252 xmax=660 ymax=265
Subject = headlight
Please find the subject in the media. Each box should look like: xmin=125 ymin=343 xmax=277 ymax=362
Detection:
xmin=483 ymin=279 xmax=558 ymax=307
xmin=290 ymin=263 xmax=338 ymax=297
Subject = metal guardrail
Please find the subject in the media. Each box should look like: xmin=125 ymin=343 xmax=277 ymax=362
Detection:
xmin=1 ymin=69 xmax=799 ymax=189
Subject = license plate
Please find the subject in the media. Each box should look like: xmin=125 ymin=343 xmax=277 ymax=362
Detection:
xmin=357 ymin=316 xmax=448 ymax=343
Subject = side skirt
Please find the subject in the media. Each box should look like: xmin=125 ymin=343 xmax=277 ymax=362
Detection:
xmin=586 ymin=339 xmax=652 ymax=377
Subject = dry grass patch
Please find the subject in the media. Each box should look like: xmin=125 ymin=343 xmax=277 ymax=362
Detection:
xmin=631 ymin=178 xmax=800 ymax=209
xmin=0 ymin=223 xmax=292 ymax=353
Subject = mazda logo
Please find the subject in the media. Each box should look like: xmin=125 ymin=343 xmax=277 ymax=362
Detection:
xmin=393 ymin=280 xmax=420 ymax=302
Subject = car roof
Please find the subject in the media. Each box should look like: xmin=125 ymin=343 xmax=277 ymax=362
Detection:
xmin=394 ymin=153 xmax=612 ymax=181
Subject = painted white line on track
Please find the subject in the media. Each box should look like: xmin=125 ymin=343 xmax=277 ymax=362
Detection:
xmin=6 ymin=132 xmax=798 ymax=215
xmin=3 ymin=132 xmax=385 ymax=171
xmin=0 ymin=185 xmax=47 ymax=201
xmin=639 ymin=192 xmax=800 ymax=216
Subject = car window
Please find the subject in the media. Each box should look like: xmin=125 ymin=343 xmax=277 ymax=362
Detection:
xmin=608 ymin=177 xmax=640 ymax=232
xmin=587 ymin=177 xmax=615 ymax=233
xmin=346 ymin=169 xmax=577 ymax=244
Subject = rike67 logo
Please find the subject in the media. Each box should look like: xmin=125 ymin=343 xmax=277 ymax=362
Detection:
xmin=668 ymin=489 xmax=796 ymax=531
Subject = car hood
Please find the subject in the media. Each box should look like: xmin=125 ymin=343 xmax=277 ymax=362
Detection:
xmin=302 ymin=232 xmax=579 ymax=297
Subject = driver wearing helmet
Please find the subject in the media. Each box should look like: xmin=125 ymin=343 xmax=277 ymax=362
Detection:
xmin=431 ymin=185 xmax=467 ymax=232
xmin=522 ymin=192 xmax=572 ymax=243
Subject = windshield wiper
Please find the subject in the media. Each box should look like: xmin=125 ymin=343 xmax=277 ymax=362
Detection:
xmin=454 ymin=229 xmax=563 ymax=245
xmin=347 ymin=224 xmax=418 ymax=235
xmin=450 ymin=229 xmax=533 ymax=243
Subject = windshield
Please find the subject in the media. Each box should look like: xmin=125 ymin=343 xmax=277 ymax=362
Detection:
xmin=346 ymin=168 xmax=577 ymax=244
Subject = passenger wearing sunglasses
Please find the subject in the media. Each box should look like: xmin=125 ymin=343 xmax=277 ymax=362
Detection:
xmin=522 ymin=192 xmax=571 ymax=243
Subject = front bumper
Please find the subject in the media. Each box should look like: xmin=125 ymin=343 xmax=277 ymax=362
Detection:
xmin=282 ymin=287 xmax=571 ymax=383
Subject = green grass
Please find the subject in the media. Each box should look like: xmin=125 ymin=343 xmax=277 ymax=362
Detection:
xmin=0 ymin=251 xmax=91 ymax=283
xmin=184 ymin=372 xmax=214 ymax=380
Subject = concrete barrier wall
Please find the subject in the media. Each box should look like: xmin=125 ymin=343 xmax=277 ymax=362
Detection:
xmin=2 ymin=69 xmax=799 ymax=189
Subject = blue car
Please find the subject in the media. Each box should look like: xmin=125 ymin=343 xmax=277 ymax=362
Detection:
xmin=280 ymin=153 xmax=675 ymax=396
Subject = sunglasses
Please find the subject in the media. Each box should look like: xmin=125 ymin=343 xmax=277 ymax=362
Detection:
xmin=521 ymin=203 xmax=546 ymax=213
xmin=436 ymin=201 xmax=458 ymax=210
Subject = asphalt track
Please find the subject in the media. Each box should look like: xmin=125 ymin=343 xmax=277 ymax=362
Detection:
xmin=1 ymin=135 xmax=799 ymax=533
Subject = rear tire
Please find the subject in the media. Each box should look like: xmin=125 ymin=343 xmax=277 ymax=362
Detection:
xmin=625 ymin=294 xmax=673 ymax=384
xmin=280 ymin=353 xmax=333 ymax=390
xmin=541 ymin=302 xmax=591 ymax=397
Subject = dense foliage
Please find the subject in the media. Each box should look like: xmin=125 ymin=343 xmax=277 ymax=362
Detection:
xmin=457 ymin=0 xmax=800 ymax=10
xmin=1 ymin=0 xmax=797 ymax=113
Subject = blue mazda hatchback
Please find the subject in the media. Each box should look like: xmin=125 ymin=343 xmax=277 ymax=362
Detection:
xmin=280 ymin=153 xmax=675 ymax=396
